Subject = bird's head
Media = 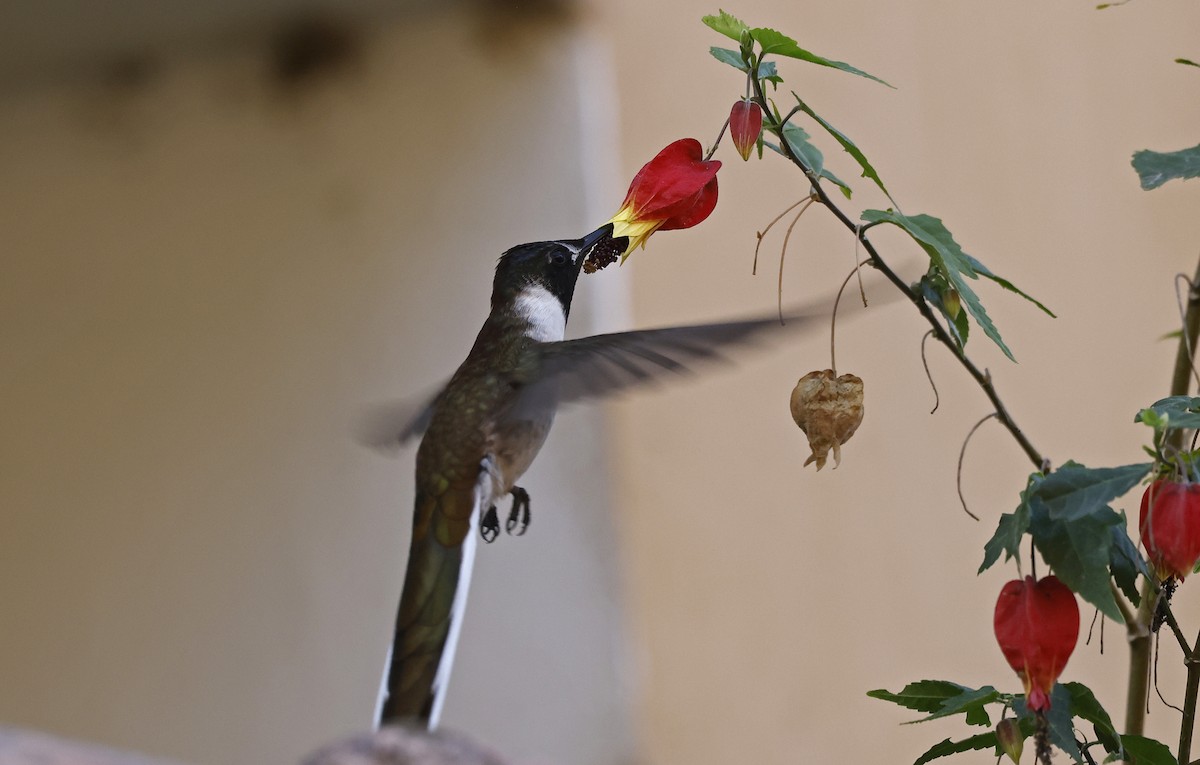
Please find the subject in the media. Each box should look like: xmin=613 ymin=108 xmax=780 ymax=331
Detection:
xmin=491 ymin=225 xmax=614 ymax=328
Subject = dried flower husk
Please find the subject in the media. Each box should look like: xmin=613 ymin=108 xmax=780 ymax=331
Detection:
xmin=789 ymin=369 xmax=864 ymax=470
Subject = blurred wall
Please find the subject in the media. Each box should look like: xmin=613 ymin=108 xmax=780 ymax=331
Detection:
xmin=0 ymin=6 xmax=633 ymax=765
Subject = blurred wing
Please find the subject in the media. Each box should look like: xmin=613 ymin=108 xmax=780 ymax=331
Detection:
xmin=528 ymin=311 xmax=825 ymax=407
xmin=354 ymin=387 xmax=443 ymax=450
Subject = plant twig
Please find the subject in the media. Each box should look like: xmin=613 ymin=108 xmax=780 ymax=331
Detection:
xmin=1180 ymin=628 xmax=1200 ymax=765
xmin=830 ymin=259 xmax=872 ymax=374
xmin=1169 ymin=257 xmax=1200 ymax=452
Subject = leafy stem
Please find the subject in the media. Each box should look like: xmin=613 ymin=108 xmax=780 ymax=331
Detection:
xmin=746 ymin=70 xmax=1047 ymax=472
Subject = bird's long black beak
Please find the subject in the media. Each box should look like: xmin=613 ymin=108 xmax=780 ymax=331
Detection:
xmin=579 ymin=224 xmax=611 ymax=251
xmin=568 ymin=223 xmax=619 ymax=272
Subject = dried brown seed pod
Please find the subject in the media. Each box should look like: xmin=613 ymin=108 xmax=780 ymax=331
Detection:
xmin=789 ymin=369 xmax=864 ymax=470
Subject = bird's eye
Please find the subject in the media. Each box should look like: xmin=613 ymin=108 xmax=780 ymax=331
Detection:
xmin=550 ymin=251 xmax=567 ymax=266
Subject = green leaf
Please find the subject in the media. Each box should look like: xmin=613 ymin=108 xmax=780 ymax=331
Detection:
xmin=908 ymin=686 xmax=1000 ymax=726
xmin=911 ymin=734 xmax=998 ymax=765
xmin=709 ymin=47 xmax=781 ymax=83
xmin=702 ymin=10 xmax=749 ymax=42
xmin=1176 ymin=58 xmax=1200 ymax=68
xmin=709 ymin=46 xmax=747 ymax=70
xmin=791 ymin=95 xmax=895 ymax=204
xmin=1014 ymin=685 xmax=1082 ymax=763
xmin=982 ymin=474 xmax=1041 ymax=574
xmin=1029 ymin=498 xmax=1125 ymax=621
xmin=1032 ymin=462 xmax=1152 ymax=522
xmin=862 ymin=209 xmax=1014 ymax=360
xmin=868 ymin=680 xmax=973 ymax=714
xmin=781 ymin=123 xmax=826 ymax=177
xmin=1109 ymin=513 xmax=1147 ymax=606
xmin=1063 ymin=682 xmax=1121 ymax=755
xmin=963 ymin=255 xmax=1055 ymax=318
xmin=1120 ymin=735 xmax=1179 ymax=765
xmin=1136 ymin=396 xmax=1200 ymax=430
xmin=820 ymin=167 xmax=853 ymax=199
xmin=749 ymin=27 xmax=894 ymax=87
xmin=1022 ymin=460 xmax=1152 ymax=620
xmin=979 ymin=496 xmax=1034 ymax=574
xmin=1133 ymin=144 xmax=1200 ymax=190
xmin=1137 ymin=407 xmax=1167 ymax=430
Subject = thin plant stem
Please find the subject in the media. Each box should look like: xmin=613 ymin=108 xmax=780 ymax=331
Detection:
xmin=829 ymin=259 xmax=871 ymax=374
xmin=1181 ymin=627 xmax=1200 ymax=765
xmin=920 ymin=330 xmax=940 ymax=414
xmin=753 ymin=198 xmax=807 ymax=275
xmin=777 ymin=198 xmax=817 ymax=325
xmin=955 ymin=414 xmax=995 ymax=522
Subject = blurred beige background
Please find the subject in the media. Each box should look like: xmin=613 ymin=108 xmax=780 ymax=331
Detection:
xmin=3 ymin=1 xmax=1200 ymax=763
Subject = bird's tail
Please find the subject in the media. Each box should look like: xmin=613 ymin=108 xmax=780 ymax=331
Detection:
xmin=375 ymin=484 xmax=480 ymax=728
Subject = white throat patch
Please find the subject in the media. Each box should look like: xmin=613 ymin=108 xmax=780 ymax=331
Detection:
xmin=514 ymin=284 xmax=566 ymax=342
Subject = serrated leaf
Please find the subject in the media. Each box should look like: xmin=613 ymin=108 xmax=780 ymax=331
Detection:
xmin=862 ymin=209 xmax=1013 ymax=360
xmin=781 ymin=123 xmax=826 ymax=177
xmin=1033 ymin=462 xmax=1152 ymax=522
xmin=1014 ymin=685 xmax=1082 ymax=763
xmin=791 ymin=95 xmax=895 ymax=204
xmin=1063 ymin=682 xmax=1121 ymax=755
xmin=1133 ymin=144 xmax=1200 ymax=190
xmin=702 ymin=10 xmax=749 ymax=42
xmin=1120 ymin=735 xmax=1179 ymax=765
xmin=980 ymin=513 xmax=1030 ymax=575
xmin=911 ymin=733 xmax=998 ymax=765
xmin=980 ymin=475 xmax=1040 ymax=573
xmin=1029 ymin=499 xmax=1125 ymax=621
xmin=749 ymin=27 xmax=894 ymax=87
xmin=907 ymin=686 xmax=1000 ymax=726
xmin=963 ymin=254 xmax=1056 ymax=318
xmin=868 ymin=680 xmax=973 ymax=714
xmin=1136 ymin=396 xmax=1200 ymax=430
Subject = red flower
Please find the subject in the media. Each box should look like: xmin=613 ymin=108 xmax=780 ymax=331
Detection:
xmin=608 ymin=138 xmax=721 ymax=261
xmin=993 ymin=575 xmax=1079 ymax=713
xmin=729 ymin=100 xmax=763 ymax=161
xmin=1140 ymin=480 xmax=1200 ymax=581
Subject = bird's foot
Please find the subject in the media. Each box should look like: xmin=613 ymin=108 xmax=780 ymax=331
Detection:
xmin=481 ymin=505 xmax=500 ymax=543
xmin=506 ymin=487 xmax=531 ymax=536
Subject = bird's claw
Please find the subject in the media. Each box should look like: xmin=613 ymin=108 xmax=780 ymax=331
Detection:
xmin=481 ymin=506 xmax=500 ymax=543
xmin=506 ymin=487 xmax=531 ymax=536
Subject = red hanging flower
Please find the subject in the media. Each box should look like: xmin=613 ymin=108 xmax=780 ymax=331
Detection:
xmin=1139 ymin=480 xmax=1200 ymax=581
xmin=729 ymin=100 xmax=763 ymax=161
xmin=993 ymin=575 xmax=1079 ymax=713
xmin=608 ymin=138 xmax=721 ymax=261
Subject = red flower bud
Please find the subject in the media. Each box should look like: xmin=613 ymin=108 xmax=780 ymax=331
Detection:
xmin=729 ymin=100 xmax=763 ymax=161
xmin=1140 ymin=480 xmax=1200 ymax=581
xmin=608 ymin=138 xmax=721 ymax=261
xmin=993 ymin=575 xmax=1079 ymax=713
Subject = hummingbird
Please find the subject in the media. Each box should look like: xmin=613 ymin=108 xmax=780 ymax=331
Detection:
xmin=367 ymin=223 xmax=830 ymax=728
